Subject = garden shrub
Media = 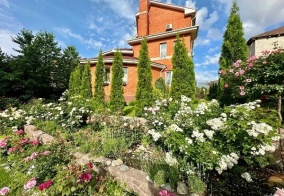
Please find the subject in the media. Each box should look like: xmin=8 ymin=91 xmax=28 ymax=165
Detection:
xmin=144 ymin=95 xmax=280 ymax=194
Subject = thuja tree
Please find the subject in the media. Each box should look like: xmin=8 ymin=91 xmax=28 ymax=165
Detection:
xmin=80 ymin=61 xmax=92 ymax=99
xmin=93 ymin=51 xmax=105 ymax=109
xmin=109 ymin=50 xmax=125 ymax=112
xmin=218 ymin=1 xmax=247 ymax=105
xmin=155 ymin=77 xmax=168 ymax=97
xmin=171 ymin=34 xmax=196 ymax=100
xmin=135 ymin=38 xmax=154 ymax=115
xmin=68 ymin=64 xmax=82 ymax=99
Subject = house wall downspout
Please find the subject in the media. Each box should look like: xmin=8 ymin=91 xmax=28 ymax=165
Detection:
xmin=160 ymin=66 xmax=167 ymax=78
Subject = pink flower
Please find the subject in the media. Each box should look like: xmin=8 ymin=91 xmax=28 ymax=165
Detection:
xmin=248 ymin=62 xmax=254 ymax=67
xmin=263 ymin=61 xmax=267 ymax=64
xmin=218 ymin=70 xmax=226 ymax=75
xmin=80 ymin=172 xmax=92 ymax=182
xmin=43 ymin=151 xmax=50 ymax=156
xmin=87 ymin=162 xmax=93 ymax=169
xmin=233 ymin=62 xmax=239 ymax=67
xmin=229 ymin=69 xmax=234 ymax=73
xmin=159 ymin=189 xmax=175 ymax=196
xmin=274 ymin=188 xmax=284 ymax=196
xmin=234 ymin=72 xmax=240 ymax=77
xmin=32 ymin=140 xmax=39 ymax=146
xmin=224 ymin=84 xmax=229 ymax=88
xmin=262 ymin=50 xmax=270 ymax=55
xmin=240 ymin=91 xmax=246 ymax=96
xmin=239 ymin=69 xmax=245 ymax=76
xmin=246 ymin=78 xmax=252 ymax=83
xmin=15 ymin=129 xmax=24 ymax=135
xmin=24 ymin=156 xmax=31 ymax=162
xmin=24 ymin=178 xmax=37 ymax=190
xmin=30 ymin=152 xmax=39 ymax=159
xmin=8 ymin=147 xmax=17 ymax=153
xmin=239 ymin=86 xmax=245 ymax=90
xmin=38 ymin=180 xmax=52 ymax=191
xmin=0 ymin=138 xmax=7 ymax=148
xmin=0 ymin=187 xmax=9 ymax=195
xmin=247 ymin=55 xmax=257 ymax=62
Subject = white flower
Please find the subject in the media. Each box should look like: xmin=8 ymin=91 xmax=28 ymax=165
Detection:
xmin=168 ymin=124 xmax=183 ymax=132
xmin=191 ymin=129 xmax=205 ymax=142
xmin=165 ymin=152 xmax=177 ymax=166
xmin=241 ymin=172 xmax=253 ymax=182
xmin=206 ymin=118 xmax=225 ymax=130
xmin=185 ymin=137 xmax=193 ymax=144
xmin=204 ymin=129 xmax=214 ymax=140
xmin=148 ymin=129 xmax=162 ymax=141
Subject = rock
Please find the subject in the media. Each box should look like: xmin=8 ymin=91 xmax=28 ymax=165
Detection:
xmin=105 ymin=160 xmax=112 ymax=166
xmin=177 ymin=181 xmax=189 ymax=195
xmin=111 ymin=159 xmax=123 ymax=166
xmin=189 ymin=193 xmax=199 ymax=196
xmin=119 ymin=164 xmax=129 ymax=172
xmin=161 ymin=183 xmax=173 ymax=191
xmin=146 ymin=175 xmax=153 ymax=183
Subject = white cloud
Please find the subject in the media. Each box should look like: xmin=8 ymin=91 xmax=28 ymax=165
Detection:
xmin=118 ymin=33 xmax=132 ymax=48
xmin=195 ymin=70 xmax=218 ymax=84
xmin=89 ymin=0 xmax=136 ymax=21
xmin=185 ymin=0 xmax=196 ymax=9
xmin=196 ymin=7 xmax=219 ymax=30
xmin=206 ymin=28 xmax=223 ymax=40
xmin=196 ymin=53 xmax=220 ymax=67
xmin=166 ymin=0 xmax=172 ymax=4
xmin=55 ymin=27 xmax=103 ymax=48
xmin=194 ymin=38 xmax=210 ymax=47
xmin=0 ymin=29 xmax=18 ymax=55
xmin=208 ymin=46 xmax=219 ymax=53
xmin=211 ymin=0 xmax=284 ymax=39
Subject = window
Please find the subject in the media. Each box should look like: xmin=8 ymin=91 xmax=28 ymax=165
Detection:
xmin=165 ymin=71 xmax=172 ymax=86
xmin=104 ymin=67 xmax=110 ymax=84
xmin=123 ymin=67 xmax=128 ymax=85
xmin=160 ymin=43 xmax=167 ymax=58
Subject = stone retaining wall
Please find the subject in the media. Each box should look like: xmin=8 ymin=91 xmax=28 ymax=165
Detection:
xmin=24 ymin=125 xmax=162 ymax=196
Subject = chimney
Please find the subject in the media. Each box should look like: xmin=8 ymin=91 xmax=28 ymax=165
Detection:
xmin=137 ymin=0 xmax=149 ymax=36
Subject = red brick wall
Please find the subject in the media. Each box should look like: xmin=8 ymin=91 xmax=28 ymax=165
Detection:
xmin=90 ymin=63 xmax=162 ymax=103
xmin=149 ymin=5 xmax=191 ymax=35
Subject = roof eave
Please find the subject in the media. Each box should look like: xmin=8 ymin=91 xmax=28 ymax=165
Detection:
xmin=127 ymin=26 xmax=199 ymax=45
xmin=80 ymin=58 xmax=166 ymax=69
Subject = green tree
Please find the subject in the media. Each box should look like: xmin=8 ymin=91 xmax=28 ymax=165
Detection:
xmin=135 ymin=38 xmax=154 ymax=115
xmin=109 ymin=50 xmax=125 ymax=112
xmin=0 ymin=48 xmax=12 ymax=96
xmin=93 ymin=51 xmax=105 ymax=109
xmin=218 ymin=1 xmax=248 ymax=105
xmin=155 ymin=77 xmax=168 ymax=97
xmin=80 ymin=62 xmax=92 ymax=99
xmin=55 ymin=45 xmax=80 ymax=92
xmin=68 ymin=64 xmax=82 ymax=99
xmin=171 ymin=34 xmax=196 ymax=100
xmin=11 ymin=29 xmax=64 ymax=100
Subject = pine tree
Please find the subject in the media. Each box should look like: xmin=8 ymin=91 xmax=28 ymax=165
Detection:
xmin=135 ymin=38 xmax=154 ymax=115
xmin=80 ymin=61 xmax=92 ymax=99
xmin=68 ymin=64 xmax=82 ymax=99
xmin=218 ymin=1 xmax=248 ymax=105
xmin=93 ymin=51 xmax=105 ymax=108
xmin=109 ymin=50 xmax=125 ymax=112
xmin=171 ymin=33 xmax=196 ymax=100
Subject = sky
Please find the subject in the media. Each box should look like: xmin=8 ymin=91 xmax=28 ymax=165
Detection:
xmin=1 ymin=0 xmax=284 ymax=86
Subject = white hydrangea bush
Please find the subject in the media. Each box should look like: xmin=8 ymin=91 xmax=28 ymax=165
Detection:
xmin=144 ymin=96 xmax=280 ymax=175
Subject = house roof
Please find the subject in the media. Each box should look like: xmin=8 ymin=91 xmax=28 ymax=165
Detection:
xmin=149 ymin=0 xmax=196 ymax=17
xmin=80 ymin=55 xmax=166 ymax=70
xmin=128 ymin=26 xmax=199 ymax=45
xmin=247 ymin=26 xmax=284 ymax=45
xmin=102 ymin=48 xmax=133 ymax=56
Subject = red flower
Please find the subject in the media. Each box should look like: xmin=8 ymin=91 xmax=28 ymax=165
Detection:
xmin=38 ymin=180 xmax=52 ymax=191
xmin=32 ymin=140 xmax=39 ymax=146
xmin=87 ymin=162 xmax=93 ymax=169
xmin=80 ymin=172 xmax=92 ymax=182
xmin=15 ymin=129 xmax=24 ymax=135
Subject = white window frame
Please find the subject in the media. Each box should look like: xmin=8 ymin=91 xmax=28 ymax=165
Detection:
xmin=104 ymin=67 xmax=110 ymax=84
xmin=165 ymin=71 xmax=172 ymax=86
xmin=160 ymin=42 xmax=167 ymax=58
xmin=123 ymin=67 xmax=128 ymax=85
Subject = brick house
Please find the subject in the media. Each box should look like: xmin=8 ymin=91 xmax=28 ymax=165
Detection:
xmin=247 ymin=26 xmax=284 ymax=57
xmin=80 ymin=0 xmax=199 ymax=102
